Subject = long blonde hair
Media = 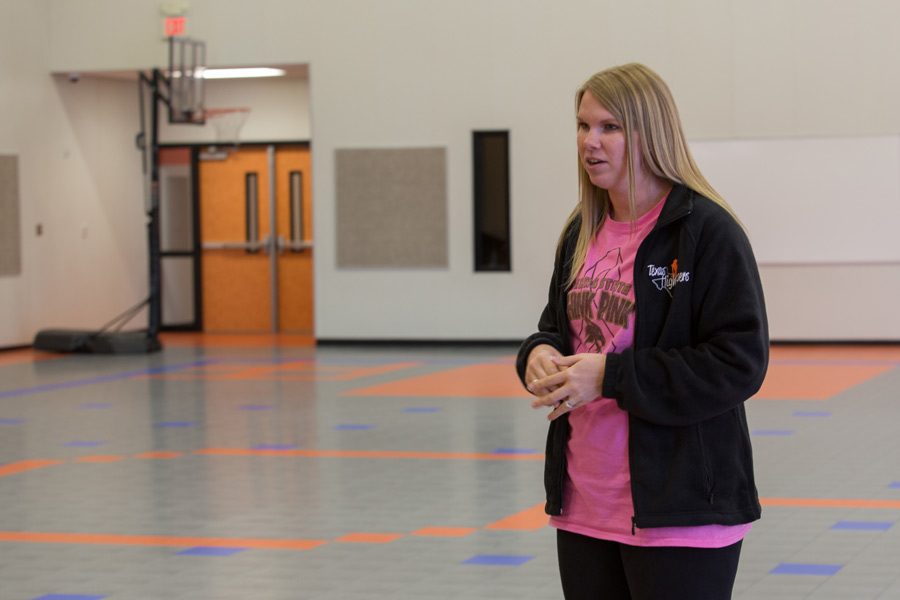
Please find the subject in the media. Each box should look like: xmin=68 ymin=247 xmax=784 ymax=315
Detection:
xmin=563 ymin=63 xmax=738 ymax=287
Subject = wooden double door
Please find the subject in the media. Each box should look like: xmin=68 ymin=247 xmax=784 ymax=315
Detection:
xmin=199 ymin=145 xmax=313 ymax=334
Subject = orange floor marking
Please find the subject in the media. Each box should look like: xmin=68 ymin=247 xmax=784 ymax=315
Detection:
xmin=485 ymin=503 xmax=548 ymax=531
xmin=0 ymin=531 xmax=325 ymax=551
xmin=214 ymin=362 xmax=308 ymax=380
xmin=769 ymin=344 xmax=900 ymax=362
xmin=223 ymin=361 xmax=420 ymax=382
xmin=320 ymin=362 xmax=422 ymax=382
xmin=195 ymin=448 xmax=543 ymax=461
xmin=412 ymin=526 xmax=478 ymax=538
xmin=343 ymin=347 xmax=899 ymax=399
xmin=141 ymin=362 xmax=294 ymax=381
xmin=336 ymin=533 xmax=404 ymax=544
xmin=75 ymin=455 xmax=124 ymax=463
xmin=160 ymin=333 xmax=315 ymax=347
xmin=0 ymin=459 xmax=63 ymax=478
xmin=754 ymin=363 xmax=894 ymax=400
xmin=0 ymin=349 xmax=62 ymax=366
xmin=134 ymin=451 xmax=183 ymax=459
xmin=148 ymin=360 xmax=419 ymax=382
xmin=345 ymin=363 xmax=530 ymax=398
xmin=761 ymin=497 xmax=900 ymax=509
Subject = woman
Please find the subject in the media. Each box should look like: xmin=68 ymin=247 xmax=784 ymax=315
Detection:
xmin=516 ymin=63 xmax=768 ymax=599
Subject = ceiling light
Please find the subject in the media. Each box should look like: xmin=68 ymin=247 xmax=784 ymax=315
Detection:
xmin=201 ymin=67 xmax=286 ymax=80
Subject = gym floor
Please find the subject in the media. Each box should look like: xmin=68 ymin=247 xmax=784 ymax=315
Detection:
xmin=1 ymin=337 xmax=899 ymax=599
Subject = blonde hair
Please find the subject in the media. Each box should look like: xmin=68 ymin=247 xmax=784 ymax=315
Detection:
xmin=562 ymin=63 xmax=738 ymax=287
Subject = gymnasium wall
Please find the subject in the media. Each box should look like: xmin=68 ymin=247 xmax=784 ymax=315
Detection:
xmin=0 ymin=1 xmax=32 ymax=345
xmin=1 ymin=0 xmax=898 ymax=347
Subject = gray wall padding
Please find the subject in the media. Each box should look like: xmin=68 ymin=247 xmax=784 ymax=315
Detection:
xmin=0 ymin=155 xmax=21 ymax=277
xmin=336 ymin=147 xmax=448 ymax=268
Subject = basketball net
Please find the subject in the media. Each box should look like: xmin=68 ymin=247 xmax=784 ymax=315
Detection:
xmin=200 ymin=107 xmax=250 ymax=159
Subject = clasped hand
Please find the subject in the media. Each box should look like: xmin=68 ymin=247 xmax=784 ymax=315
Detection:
xmin=525 ymin=346 xmax=606 ymax=421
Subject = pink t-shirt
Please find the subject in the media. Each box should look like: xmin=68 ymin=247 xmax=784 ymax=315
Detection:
xmin=550 ymin=196 xmax=751 ymax=548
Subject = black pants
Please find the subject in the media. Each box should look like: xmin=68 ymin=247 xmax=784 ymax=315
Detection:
xmin=557 ymin=529 xmax=742 ymax=600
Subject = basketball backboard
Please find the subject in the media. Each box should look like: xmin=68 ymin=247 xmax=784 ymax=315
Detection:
xmin=168 ymin=36 xmax=206 ymax=124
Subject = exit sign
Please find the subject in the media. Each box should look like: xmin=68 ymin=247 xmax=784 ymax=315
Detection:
xmin=164 ymin=16 xmax=186 ymax=37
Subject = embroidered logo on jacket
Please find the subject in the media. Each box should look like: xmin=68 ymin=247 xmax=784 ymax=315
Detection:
xmin=647 ymin=259 xmax=691 ymax=296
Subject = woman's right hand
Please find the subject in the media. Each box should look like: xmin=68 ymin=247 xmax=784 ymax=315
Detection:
xmin=525 ymin=344 xmax=564 ymax=395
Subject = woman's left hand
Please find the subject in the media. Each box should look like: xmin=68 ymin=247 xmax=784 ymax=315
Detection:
xmin=531 ymin=353 xmax=607 ymax=421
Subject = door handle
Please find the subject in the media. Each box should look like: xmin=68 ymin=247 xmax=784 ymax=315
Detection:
xmin=202 ymin=240 xmax=267 ymax=251
xmin=275 ymin=235 xmax=314 ymax=253
xmin=203 ymin=234 xmax=280 ymax=254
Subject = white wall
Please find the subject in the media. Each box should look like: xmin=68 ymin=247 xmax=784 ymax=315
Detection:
xmin=0 ymin=0 xmax=172 ymax=349
xmin=0 ymin=0 xmax=44 ymax=346
xmin=761 ymin=265 xmax=900 ymax=341
xmin=2 ymin=0 xmax=897 ymax=346
xmin=20 ymin=71 xmax=149 ymax=341
xmin=1 ymin=0 xmax=148 ymax=347
xmin=35 ymin=75 xmax=149 ymax=331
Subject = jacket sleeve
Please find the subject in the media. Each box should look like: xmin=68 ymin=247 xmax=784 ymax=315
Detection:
xmin=602 ymin=212 xmax=769 ymax=426
xmin=515 ymin=221 xmax=577 ymax=387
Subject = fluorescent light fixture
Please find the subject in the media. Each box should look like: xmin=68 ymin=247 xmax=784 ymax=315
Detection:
xmin=201 ymin=67 xmax=286 ymax=79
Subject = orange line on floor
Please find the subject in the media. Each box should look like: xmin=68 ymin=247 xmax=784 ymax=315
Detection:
xmin=216 ymin=364 xmax=303 ymax=380
xmin=755 ymin=363 xmax=894 ymax=400
xmin=147 ymin=360 xmax=420 ymax=382
xmin=769 ymin=344 xmax=900 ymax=362
xmin=159 ymin=333 xmax=315 ymax=347
xmin=75 ymin=455 xmax=124 ymax=463
xmin=135 ymin=451 xmax=183 ymax=459
xmin=0 ymin=349 xmax=62 ymax=366
xmin=326 ymin=362 xmax=422 ymax=381
xmin=217 ymin=361 xmax=421 ymax=382
xmin=761 ymin=497 xmax=900 ymax=509
xmin=0 ymin=531 xmax=325 ymax=551
xmin=335 ymin=533 xmax=404 ymax=544
xmin=195 ymin=448 xmax=543 ymax=461
xmin=0 ymin=459 xmax=63 ymax=478
xmin=485 ymin=503 xmax=548 ymax=531
xmin=412 ymin=526 xmax=478 ymax=538
xmin=345 ymin=363 xmax=530 ymax=398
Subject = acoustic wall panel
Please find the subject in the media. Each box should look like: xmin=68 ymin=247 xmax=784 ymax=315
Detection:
xmin=0 ymin=155 xmax=21 ymax=277
xmin=336 ymin=147 xmax=448 ymax=268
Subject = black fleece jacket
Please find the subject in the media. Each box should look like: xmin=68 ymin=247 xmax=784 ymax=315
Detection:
xmin=516 ymin=184 xmax=768 ymax=529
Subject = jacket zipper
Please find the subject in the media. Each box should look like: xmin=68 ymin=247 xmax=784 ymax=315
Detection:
xmin=697 ymin=425 xmax=715 ymax=504
xmin=556 ymin=471 xmax=565 ymax=515
xmin=627 ymin=196 xmax=693 ymax=535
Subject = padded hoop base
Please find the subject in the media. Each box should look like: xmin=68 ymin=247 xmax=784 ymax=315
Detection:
xmin=33 ymin=329 xmax=162 ymax=354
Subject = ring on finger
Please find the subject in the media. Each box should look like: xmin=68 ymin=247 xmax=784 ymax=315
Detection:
xmin=564 ymin=400 xmax=575 ymax=410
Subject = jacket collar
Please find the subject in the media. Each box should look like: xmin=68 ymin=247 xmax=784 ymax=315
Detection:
xmin=655 ymin=183 xmax=694 ymax=229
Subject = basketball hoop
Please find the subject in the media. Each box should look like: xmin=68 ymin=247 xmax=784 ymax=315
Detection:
xmin=200 ymin=107 xmax=250 ymax=159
